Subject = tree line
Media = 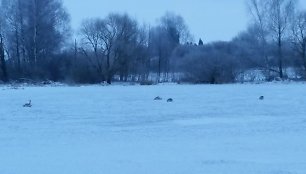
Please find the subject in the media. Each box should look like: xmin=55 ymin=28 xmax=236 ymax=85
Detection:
xmin=0 ymin=0 xmax=305 ymax=84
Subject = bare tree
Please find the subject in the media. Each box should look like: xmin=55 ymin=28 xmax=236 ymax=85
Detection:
xmin=247 ymin=0 xmax=272 ymax=78
xmin=247 ymin=0 xmax=297 ymax=79
xmin=1 ymin=0 xmax=27 ymax=73
xmin=80 ymin=18 xmax=105 ymax=77
xmin=160 ymin=12 xmax=192 ymax=80
xmin=133 ymin=25 xmax=150 ymax=82
xmin=268 ymin=0 xmax=296 ymax=78
xmin=0 ymin=11 xmax=8 ymax=82
xmin=149 ymin=13 xmax=192 ymax=82
xmin=0 ymin=0 xmax=70 ymax=79
xmin=112 ymin=14 xmax=139 ymax=81
xmin=80 ymin=13 xmax=141 ymax=84
xmin=291 ymin=10 xmax=306 ymax=73
xmin=0 ymin=35 xmax=8 ymax=82
xmin=160 ymin=12 xmax=192 ymax=44
xmin=25 ymin=0 xmax=70 ymax=65
xmin=148 ymin=26 xmax=167 ymax=82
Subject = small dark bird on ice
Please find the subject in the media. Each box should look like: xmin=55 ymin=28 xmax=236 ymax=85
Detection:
xmin=167 ymin=98 xmax=173 ymax=102
xmin=23 ymin=100 xmax=32 ymax=107
xmin=154 ymin=96 xmax=163 ymax=100
xmin=259 ymin=96 xmax=264 ymax=100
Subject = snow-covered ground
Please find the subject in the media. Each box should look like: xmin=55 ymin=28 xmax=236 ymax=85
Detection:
xmin=0 ymin=84 xmax=305 ymax=174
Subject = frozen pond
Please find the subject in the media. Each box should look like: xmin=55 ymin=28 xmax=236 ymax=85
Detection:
xmin=0 ymin=84 xmax=305 ymax=174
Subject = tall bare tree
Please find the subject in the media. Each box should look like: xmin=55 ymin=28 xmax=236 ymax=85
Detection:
xmin=25 ymin=0 xmax=70 ymax=65
xmin=111 ymin=14 xmax=139 ymax=81
xmin=0 ymin=10 xmax=8 ymax=82
xmin=248 ymin=0 xmax=297 ymax=79
xmin=0 ymin=35 xmax=8 ymax=82
xmin=80 ymin=18 xmax=105 ymax=76
xmin=149 ymin=13 xmax=192 ymax=82
xmin=1 ymin=0 xmax=27 ymax=73
xmin=247 ymin=0 xmax=272 ymax=78
xmin=160 ymin=12 xmax=192 ymax=44
xmin=80 ymin=13 xmax=141 ymax=84
xmin=291 ymin=10 xmax=306 ymax=73
xmin=268 ymin=0 xmax=296 ymax=78
xmin=1 ymin=0 xmax=70 ymax=79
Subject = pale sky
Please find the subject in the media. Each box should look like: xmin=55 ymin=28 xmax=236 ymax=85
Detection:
xmin=63 ymin=0 xmax=306 ymax=43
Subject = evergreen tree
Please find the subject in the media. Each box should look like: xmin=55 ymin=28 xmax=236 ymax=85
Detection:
xmin=198 ymin=38 xmax=204 ymax=46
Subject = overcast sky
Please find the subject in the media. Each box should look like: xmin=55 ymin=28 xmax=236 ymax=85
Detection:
xmin=63 ymin=0 xmax=306 ymax=43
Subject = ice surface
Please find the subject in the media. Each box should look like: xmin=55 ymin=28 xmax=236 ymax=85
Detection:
xmin=0 ymin=84 xmax=305 ymax=174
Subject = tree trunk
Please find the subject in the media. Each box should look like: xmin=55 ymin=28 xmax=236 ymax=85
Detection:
xmin=302 ymin=42 xmax=306 ymax=72
xmin=106 ymin=53 xmax=111 ymax=84
xmin=15 ymin=28 xmax=21 ymax=73
xmin=74 ymin=39 xmax=78 ymax=61
xmin=107 ymin=76 xmax=111 ymax=84
xmin=0 ymin=36 xmax=8 ymax=82
xmin=32 ymin=0 xmax=38 ymax=66
xmin=18 ymin=0 xmax=27 ymax=65
xmin=278 ymin=32 xmax=283 ymax=79
xmin=119 ymin=71 xmax=124 ymax=81
xmin=124 ymin=72 xmax=128 ymax=82
xmin=158 ymin=51 xmax=161 ymax=83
